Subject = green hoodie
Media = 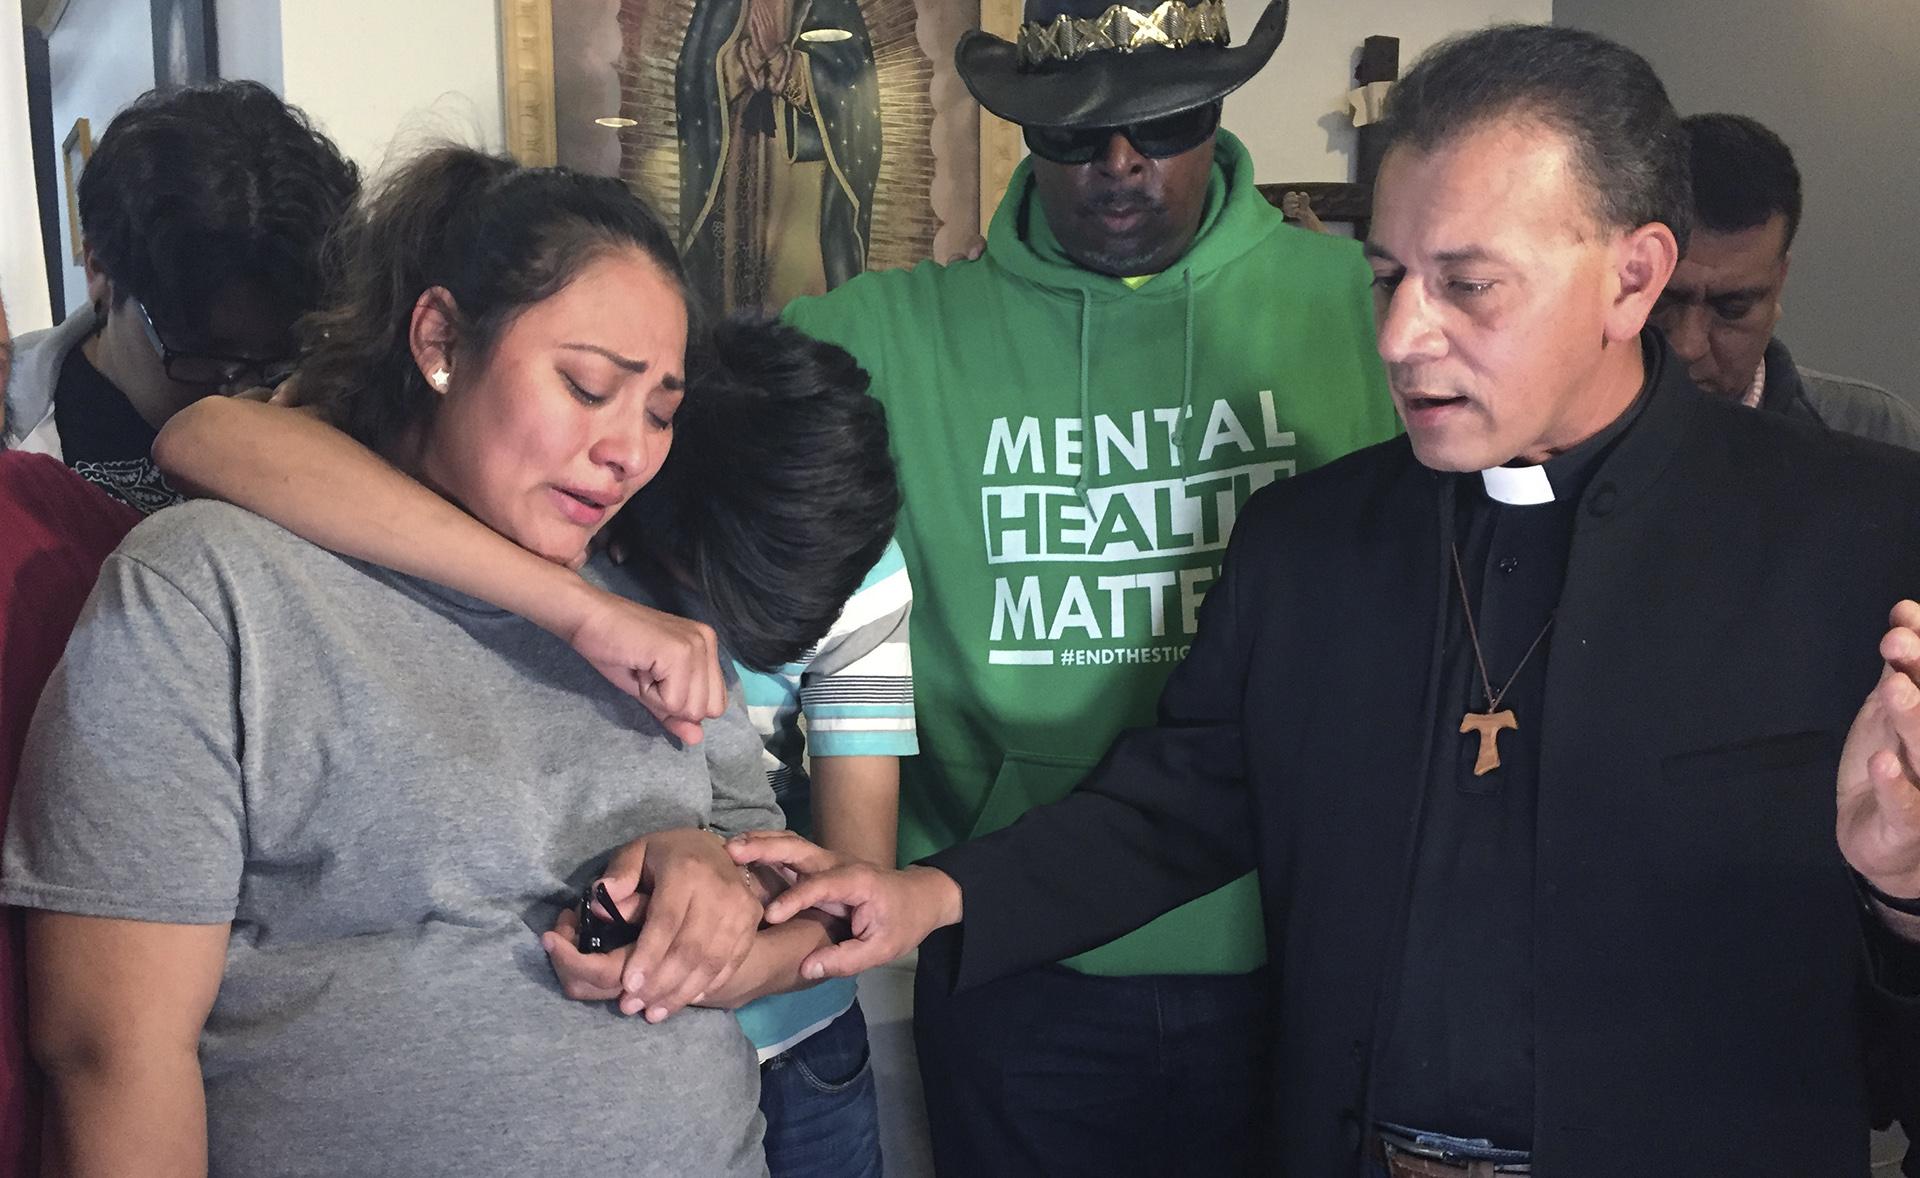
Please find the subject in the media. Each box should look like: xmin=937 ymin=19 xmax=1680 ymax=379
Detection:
xmin=785 ymin=131 xmax=1396 ymax=976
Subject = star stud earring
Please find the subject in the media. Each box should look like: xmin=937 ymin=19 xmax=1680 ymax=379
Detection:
xmin=430 ymin=367 xmax=450 ymax=391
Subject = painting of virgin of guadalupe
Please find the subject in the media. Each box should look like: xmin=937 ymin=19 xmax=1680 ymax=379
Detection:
xmin=521 ymin=0 xmax=1012 ymax=315
xmin=526 ymin=0 xmax=1006 ymax=314
xmin=677 ymin=0 xmax=882 ymax=310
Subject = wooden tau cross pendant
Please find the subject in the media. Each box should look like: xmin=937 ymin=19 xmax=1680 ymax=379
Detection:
xmin=1460 ymin=709 xmax=1518 ymax=776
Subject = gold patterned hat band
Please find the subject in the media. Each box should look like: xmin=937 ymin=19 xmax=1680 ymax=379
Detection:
xmin=1016 ymin=1 xmax=1232 ymax=69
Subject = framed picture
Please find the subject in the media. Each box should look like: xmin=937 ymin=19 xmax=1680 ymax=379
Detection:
xmin=61 ymin=116 xmax=91 ymax=264
xmin=977 ymin=0 xmax=1021 ymax=235
xmin=502 ymin=0 xmax=1025 ymax=313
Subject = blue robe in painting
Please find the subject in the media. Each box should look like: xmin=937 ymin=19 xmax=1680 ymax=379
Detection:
xmin=676 ymin=0 xmax=882 ymax=310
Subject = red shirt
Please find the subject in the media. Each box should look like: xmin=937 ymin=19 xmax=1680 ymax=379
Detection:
xmin=0 ymin=452 xmax=139 ymax=1177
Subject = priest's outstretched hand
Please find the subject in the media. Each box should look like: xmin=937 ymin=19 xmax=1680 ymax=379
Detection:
xmin=727 ymin=831 xmax=963 ymax=980
xmin=1838 ymin=600 xmax=1920 ymax=939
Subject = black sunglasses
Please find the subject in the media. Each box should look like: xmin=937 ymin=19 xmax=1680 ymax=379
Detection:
xmin=1022 ymin=102 xmax=1222 ymax=166
xmin=134 ymin=298 xmax=296 ymax=390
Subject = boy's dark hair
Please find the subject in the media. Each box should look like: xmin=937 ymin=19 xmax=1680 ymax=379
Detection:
xmin=1382 ymin=23 xmax=1692 ymax=252
xmin=77 ymin=80 xmax=359 ymax=345
xmin=299 ymin=146 xmax=689 ymax=454
xmin=622 ymin=314 xmax=898 ymax=672
xmin=1684 ymin=113 xmax=1802 ymax=250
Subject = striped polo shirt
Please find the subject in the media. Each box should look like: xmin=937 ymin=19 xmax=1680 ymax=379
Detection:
xmin=735 ymin=538 xmax=918 ymax=1058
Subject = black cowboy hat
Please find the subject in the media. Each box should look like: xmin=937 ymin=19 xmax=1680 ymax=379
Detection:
xmin=956 ymin=0 xmax=1289 ymax=131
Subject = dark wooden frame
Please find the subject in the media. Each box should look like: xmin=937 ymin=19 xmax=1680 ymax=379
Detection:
xmin=1258 ymin=180 xmax=1370 ymax=237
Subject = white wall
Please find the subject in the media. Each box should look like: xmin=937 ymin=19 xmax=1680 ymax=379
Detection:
xmin=1553 ymin=0 xmax=1917 ymax=400
xmin=278 ymin=0 xmax=504 ymax=177
xmin=214 ymin=0 xmax=283 ymax=95
xmin=0 ymin=0 xmax=52 ymax=333
xmin=1221 ymin=0 xmax=1553 ymax=184
xmin=46 ymin=0 xmax=156 ymax=315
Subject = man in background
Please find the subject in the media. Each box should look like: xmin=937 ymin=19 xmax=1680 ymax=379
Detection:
xmin=780 ymin=1 xmax=1398 ymax=1173
xmin=1652 ymin=112 xmax=1920 ymax=447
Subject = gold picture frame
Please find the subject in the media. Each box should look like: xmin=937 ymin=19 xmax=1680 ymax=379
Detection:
xmin=61 ymin=116 xmax=92 ymax=264
xmin=499 ymin=0 xmax=558 ymax=167
xmin=500 ymin=0 xmax=1023 ymax=241
xmin=976 ymin=0 xmax=1021 ymax=231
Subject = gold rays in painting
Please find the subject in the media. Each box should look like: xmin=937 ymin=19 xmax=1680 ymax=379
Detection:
xmin=611 ymin=0 xmax=938 ymax=274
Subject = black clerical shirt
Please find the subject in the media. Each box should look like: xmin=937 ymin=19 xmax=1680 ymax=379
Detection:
xmin=1373 ymin=388 xmax=1649 ymax=1150
xmin=52 ymin=341 xmax=181 ymax=514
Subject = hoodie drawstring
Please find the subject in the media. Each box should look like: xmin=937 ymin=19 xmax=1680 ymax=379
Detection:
xmin=1076 ymin=272 xmax=1200 ymax=505
xmin=1074 ymin=289 xmax=1094 ymax=505
xmin=1172 ymin=268 xmax=1198 ymax=467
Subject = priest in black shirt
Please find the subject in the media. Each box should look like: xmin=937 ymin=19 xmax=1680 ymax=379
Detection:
xmin=728 ymin=23 xmax=1920 ymax=1178
xmin=3 ymin=82 xmax=356 ymax=513
xmin=1367 ymin=384 xmax=1648 ymax=1156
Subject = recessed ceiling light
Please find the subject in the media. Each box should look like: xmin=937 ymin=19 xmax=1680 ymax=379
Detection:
xmin=799 ymin=28 xmax=853 ymax=42
xmin=595 ymin=116 xmax=638 ymax=129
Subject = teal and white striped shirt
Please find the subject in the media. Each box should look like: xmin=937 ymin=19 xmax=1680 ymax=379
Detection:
xmin=735 ymin=538 xmax=917 ymax=1058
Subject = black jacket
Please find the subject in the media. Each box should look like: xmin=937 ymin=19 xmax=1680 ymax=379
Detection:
xmin=926 ymin=338 xmax=1920 ymax=1176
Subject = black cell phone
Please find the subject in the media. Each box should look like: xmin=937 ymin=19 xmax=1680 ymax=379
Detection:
xmin=575 ymin=882 xmax=641 ymax=954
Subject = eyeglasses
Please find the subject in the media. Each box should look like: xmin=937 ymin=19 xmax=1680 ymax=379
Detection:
xmin=1022 ymin=102 xmax=1222 ymax=166
xmin=133 ymin=298 xmax=296 ymax=389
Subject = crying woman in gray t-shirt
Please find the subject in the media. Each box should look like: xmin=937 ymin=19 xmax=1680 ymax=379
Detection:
xmin=2 ymin=148 xmax=839 ymax=1178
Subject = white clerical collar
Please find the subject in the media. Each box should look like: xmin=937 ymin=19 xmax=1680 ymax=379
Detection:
xmin=1479 ymin=463 xmax=1555 ymax=505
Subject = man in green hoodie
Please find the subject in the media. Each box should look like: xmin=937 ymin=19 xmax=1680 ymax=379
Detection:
xmin=783 ymin=1 xmax=1396 ymax=1172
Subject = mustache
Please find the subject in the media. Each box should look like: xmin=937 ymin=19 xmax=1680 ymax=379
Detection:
xmin=1388 ymin=365 xmax=1465 ymax=398
xmin=1085 ymin=189 xmax=1162 ymax=215
xmin=1387 ymin=363 xmax=1426 ymax=391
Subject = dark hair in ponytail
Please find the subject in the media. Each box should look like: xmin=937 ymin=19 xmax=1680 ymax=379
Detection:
xmin=299 ymin=146 xmax=689 ymax=453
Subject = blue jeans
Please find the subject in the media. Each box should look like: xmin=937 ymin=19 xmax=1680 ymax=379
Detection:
xmin=758 ymin=1001 xmax=883 ymax=1178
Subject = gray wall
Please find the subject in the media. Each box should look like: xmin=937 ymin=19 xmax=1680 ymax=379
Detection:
xmin=1555 ymin=0 xmax=1919 ymax=399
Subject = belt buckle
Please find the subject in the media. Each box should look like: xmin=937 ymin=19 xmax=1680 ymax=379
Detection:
xmin=1375 ymin=1124 xmax=1532 ymax=1175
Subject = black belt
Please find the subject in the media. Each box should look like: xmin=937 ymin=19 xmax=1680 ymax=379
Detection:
xmin=1369 ymin=1125 xmax=1532 ymax=1177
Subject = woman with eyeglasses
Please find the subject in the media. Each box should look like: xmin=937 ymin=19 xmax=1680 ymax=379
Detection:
xmin=1 ymin=81 xmax=357 ymax=515
xmin=1 ymin=147 xmax=838 ymax=1177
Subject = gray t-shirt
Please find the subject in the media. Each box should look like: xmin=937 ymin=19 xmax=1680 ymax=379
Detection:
xmin=1 ymin=501 xmax=782 ymax=1177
